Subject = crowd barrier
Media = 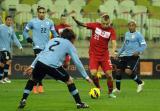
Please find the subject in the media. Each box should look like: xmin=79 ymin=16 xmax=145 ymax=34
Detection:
xmin=11 ymin=56 xmax=160 ymax=79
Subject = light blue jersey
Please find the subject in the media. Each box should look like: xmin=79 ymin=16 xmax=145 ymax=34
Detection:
xmin=23 ymin=18 xmax=58 ymax=50
xmin=118 ymin=31 xmax=147 ymax=57
xmin=0 ymin=24 xmax=22 ymax=52
xmin=31 ymin=38 xmax=88 ymax=79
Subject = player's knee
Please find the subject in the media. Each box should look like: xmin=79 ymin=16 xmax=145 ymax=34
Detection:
xmin=6 ymin=60 xmax=12 ymax=64
xmin=105 ymin=70 xmax=113 ymax=79
xmin=66 ymin=76 xmax=73 ymax=85
xmin=125 ymin=69 xmax=132 ymax=75
xmin=116 ymin=69 xmax=121 ymax=73
xmin=90 ymin=69 xmax=97 ymax=76
xmin=0 ymin=63 xmax=4 ymax=68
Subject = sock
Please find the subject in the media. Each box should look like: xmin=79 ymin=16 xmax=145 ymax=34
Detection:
xmin=115 ymin=73 xmax=122 ymax=90
xmin=130 ymin=73 xmax=142 ymax=85
xmin=3 ymin=64 xmax=9 ymax=78
xmin=67 ymin=83 xmax=81 ymax=104
xmin=107 ymin=78 xmax=113 ymax=94
xmin=91 ymin=75 xmax=100 ymax=89
xmin=22 ymin=80 xmax=35 ymax=100
xmin=38 ymin=81 xmax=43 ymax=86
xmin=34 ymin=81 xmax=38 ymax=86
xmin=0 ymin=67 xmax=3 ymax=80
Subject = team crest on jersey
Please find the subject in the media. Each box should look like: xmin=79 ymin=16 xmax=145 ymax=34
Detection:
xmin=131 ymin=34 xmax=135 ymax=39
xmin=46 ymin=22 xmax=49 ymax=25
xmin=95 ymin=28 xmax=110 ymax=38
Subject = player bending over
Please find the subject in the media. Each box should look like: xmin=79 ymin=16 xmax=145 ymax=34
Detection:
xmin=18 ymin=29 xmax=93 ymax=109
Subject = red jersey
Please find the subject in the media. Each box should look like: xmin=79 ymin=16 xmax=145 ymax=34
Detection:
xmin=55 ymin=24 xmax=71 ymax=35
xmin=86 ymin=22 xmax=116 ymax=61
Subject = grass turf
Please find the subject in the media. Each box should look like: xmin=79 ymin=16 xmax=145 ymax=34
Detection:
xmin=0 ymin=79 xmax=159 ymax=111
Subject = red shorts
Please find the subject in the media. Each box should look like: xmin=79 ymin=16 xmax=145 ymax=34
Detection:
xmin=89 ymin=57 xmax=112 ymax=72
xmin=65 ymin=55 xmax=71 ymax=63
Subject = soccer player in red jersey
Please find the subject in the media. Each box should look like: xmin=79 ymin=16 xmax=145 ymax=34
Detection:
xmin=55 ymin=14 xmax=71 ymax=35
xmin=72 ymin=13 xmax=117 ymax=98
xmin=55 ymin=14 xmax=72 ymax=68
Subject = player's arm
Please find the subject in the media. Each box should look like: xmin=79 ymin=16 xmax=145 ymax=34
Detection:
xmin=117 ymin=41 xmax=125 ymax=57
xmin=68 ymin=46 xmax=92 ymax=83
xmin=31 ymin=52 xmax=41 ymax=68
xmin=12 ymin=30 xmax=23 ymax=50
xmin=50 ymin=21 xmax=59 ymax=38
xmin=24 ymin=54 xmax=40 ymax=75
xmin=72 ymin=16 xmax=87 ymax=27
xmin=23 ymin=21 xmax=33 ymax=43
xmin=133 ymin=33 xmax=147 ymax=56
xmin=111 ymin=40 xmax=117 ymax=57
xmin=110 ymin=28 xmax=117 ymax=57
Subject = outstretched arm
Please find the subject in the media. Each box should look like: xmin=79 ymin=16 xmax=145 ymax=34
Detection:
xmin=72 ymin=16 xmax=87 ymax=27
xmin=12 ymin=31 xmax=23 ymax=50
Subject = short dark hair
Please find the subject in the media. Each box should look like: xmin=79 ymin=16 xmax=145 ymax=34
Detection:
xmin=37 ymin=6 xmax=45 ymax=12
xmin=61 ymin=29 xmax=76 ymax=41
xmin=101 ymin=13 xmax=110 ymax=20
xmin=5 ymin=16 xmax=12 ymax=20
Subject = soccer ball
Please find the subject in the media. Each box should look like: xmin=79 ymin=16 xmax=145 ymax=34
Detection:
xmin=89 ymin=88 xmax=100 ymax=99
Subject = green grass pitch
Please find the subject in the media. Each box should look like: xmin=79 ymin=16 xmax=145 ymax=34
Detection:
xmin=0 ymin=79 xmax=159 ymax=111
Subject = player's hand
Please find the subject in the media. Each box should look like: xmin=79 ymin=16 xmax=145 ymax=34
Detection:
xmin=86 ymin=76 xmax=93 ymax=84
xmin=72 ymin=16 xmax=74 ymax=20
xmin=111 ymin=50 xmax=118 ymax=60
xmin=70 ymin=12 xmax=76 ymax=18
xmin=24 ymin=66 xmax=33 ymax=75
xmin=26 ymin=37 xmax=33 ymax=44
xmin=19 ymin=47 xmax=23 ymax=52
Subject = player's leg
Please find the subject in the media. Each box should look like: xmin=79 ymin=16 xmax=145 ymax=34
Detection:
xmin=97 ymin=66 xmax=103 ymax=79
xmin=37 ymin=80 xmax=44 ymax=93
xmin=3 ymin=60 xmax=11 ymax=83
xmin=113 ymin=57 xmax=125 ymax=93
xmin=18 ymin=61 xmax=46 ymax=109
xmin=33 ymin=49 xmax=44 ymax=93
xmin=89 ymin=57 xmax=100 ymax=89
xmin=0 ymin=52 xmax=5 ymax=83
xmin=48 ymin=66 xmax=89 ymax=109
xmin=101 ymin=60 xmax=116 ymax=98
xmin=125 ymin=56 xmax=144 ymax=93
xmin=2 ymin=51 xmax=12 ymax=83
xmin=112 ymin=69 xmax=122 ymax=93
xmin=0 ymin=63 xmax=5 ymax=83
xmin=66 ymin=77 xmax=89 ymax=109
xmin=63 ymin=54 xmax=71 ymax=68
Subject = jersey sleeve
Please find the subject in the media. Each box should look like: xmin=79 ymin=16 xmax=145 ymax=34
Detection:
xmin=118 ymin=32 xmax=126 ymax=56
xmin=68 ymin=43 xmax=89 ymax=79
xmin=135 ymin=32 xmax=147 ymax=53
xmin=85 ymin=22 xmax=97 ymax=30
xmin=110 ymin=28 xmax=116 ymax=40
xmin=50 ymin=21 xmax=59 ymax=38
xmin=12 ymin=29 xmax=22 ymax=49
xmin=23 ymin=20 xmax=33 ymax=39
xmin=137 ymin=32 xmax=146 ymax=45
xmin=31 ymin=55 xmax=39 ymax=68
